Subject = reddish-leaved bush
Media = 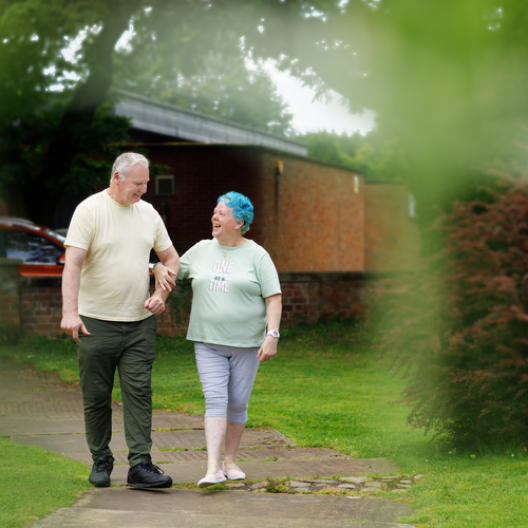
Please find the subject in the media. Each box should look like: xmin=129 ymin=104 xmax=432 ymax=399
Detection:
xmin=377 ymin=174 xmax=528 ymax=447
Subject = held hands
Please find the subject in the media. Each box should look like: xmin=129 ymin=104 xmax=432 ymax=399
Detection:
xmin=257 ymin=335 xmax=278 ymax=362
xmin=154 ymin=263 xmax=177 ymax=292
xmin=144 ymin=293 xmax=166 ymax=315
xmin=60 ymin=314 xmax=91 ymax=344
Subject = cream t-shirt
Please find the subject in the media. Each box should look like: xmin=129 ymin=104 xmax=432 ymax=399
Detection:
xmin=65 ymin=190 xmax=172 ymax=321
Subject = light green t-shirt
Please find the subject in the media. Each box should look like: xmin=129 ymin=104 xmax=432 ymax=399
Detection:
xmin=178 ymin=239 xmax=282 ymax=347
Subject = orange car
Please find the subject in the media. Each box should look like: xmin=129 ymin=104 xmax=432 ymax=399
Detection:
xmin=0 ymin=217 xmax=158 ymax=278
xmin=0 ymin=217 xmax=66 ymax=277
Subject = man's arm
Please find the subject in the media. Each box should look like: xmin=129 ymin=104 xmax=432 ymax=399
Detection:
xmin=61 ymin=246 xmax=90 ymax=343
xmin=144 ymin=245 xmax=180 ymax=315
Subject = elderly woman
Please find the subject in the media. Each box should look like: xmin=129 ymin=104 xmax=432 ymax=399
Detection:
xmin=155 ymin=191 xmax=282 ymax=488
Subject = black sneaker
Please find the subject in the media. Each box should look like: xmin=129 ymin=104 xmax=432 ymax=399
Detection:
xmin=89 ymin=455 xmax=114 ymax=488
xmin=127 ymin=458 xmax=172 ymax=489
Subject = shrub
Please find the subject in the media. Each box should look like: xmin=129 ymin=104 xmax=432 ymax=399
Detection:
xmin=377 ymin=173 xmax=528 ymax=447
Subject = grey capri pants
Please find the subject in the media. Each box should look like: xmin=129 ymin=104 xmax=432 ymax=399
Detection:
xmin=194 ymin=342 xmax=260 ymax=425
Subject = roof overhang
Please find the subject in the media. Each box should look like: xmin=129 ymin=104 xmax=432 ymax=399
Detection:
xmin=110 ymin=89 xmax=308 ymax=157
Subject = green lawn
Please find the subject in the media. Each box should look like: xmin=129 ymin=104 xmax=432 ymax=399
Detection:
xmin=1 ymin=322 xmax=527 ymax=528
xmin=0 ymin=439 xmax=91 ymax=528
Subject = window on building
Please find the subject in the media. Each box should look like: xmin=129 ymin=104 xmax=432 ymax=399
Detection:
xmin=155 ymin=175 xmax=175 ymax=196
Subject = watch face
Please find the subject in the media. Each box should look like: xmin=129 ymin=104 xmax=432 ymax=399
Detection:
xmin=268 ymin=330 xmax=280 ymax=338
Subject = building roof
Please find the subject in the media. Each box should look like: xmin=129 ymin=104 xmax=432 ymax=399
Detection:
xmin=110 ymin=89 xmax=308 ymax=157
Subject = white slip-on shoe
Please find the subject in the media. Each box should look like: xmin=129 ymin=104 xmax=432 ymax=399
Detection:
xmin=222 ymin=462 xmax=246 ymax=480
xmin=198 ymin=469 xmax=226 ymax=488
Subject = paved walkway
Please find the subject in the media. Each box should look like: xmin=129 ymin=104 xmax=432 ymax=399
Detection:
xmin=0 ymin=358 xmax=417 ymax=528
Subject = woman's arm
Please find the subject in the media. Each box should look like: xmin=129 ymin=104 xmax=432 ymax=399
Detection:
xmin=153 ymin=245 xmax=179 ymax=292
xmin=257 ymin=294 xmax=282 ymax=362
xmin=145 ymin=246 xmax=180 ymax=315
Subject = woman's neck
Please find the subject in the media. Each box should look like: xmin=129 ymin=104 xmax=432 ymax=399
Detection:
xmin=216 ymin=233 xmax=246 ymax=247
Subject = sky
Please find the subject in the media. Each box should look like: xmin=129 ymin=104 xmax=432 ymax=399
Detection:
xmin=264 ymin=63 xmax=376 ymax=136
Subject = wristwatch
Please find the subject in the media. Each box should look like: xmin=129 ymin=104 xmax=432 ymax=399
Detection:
xmin=267 ymin=330 xmax=280 ymax=338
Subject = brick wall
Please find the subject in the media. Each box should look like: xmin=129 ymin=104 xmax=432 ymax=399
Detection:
xmin=280 ymin=274 xmax=365 ymax=325
xmin=141 ymin=144 xmax=265 ymax=256
xmin=258 ymin=152 xmax=364 ymax=273
xmin=153 ymin=281 xmax=191 ymax=337
xmin=364 ymin=182 xmax=421 ymax=271
xmin=20 ymin=278 xmax=63 ymax=337
xmin=137 ymin=144 xmax=364 ymax=272
xmin=0 ymin=259 xmax=21 ymax=325
xmin=15 ymin=275 xmax=367 ymax=338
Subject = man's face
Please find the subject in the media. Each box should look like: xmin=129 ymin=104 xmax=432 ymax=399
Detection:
xmin=114 ymin=163 xmax=149 ymax=205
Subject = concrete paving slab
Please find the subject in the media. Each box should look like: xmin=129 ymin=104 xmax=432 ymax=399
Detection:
xmin=0 ymin=358 xmax=33 ymax=371
xmin=0 ymin=412 xmax=86 ymax=423
xmin=107 ymin=457 xmax=399 ymax=485
xmin=0 ymin=388 xmax=83 ymax=403
xmin=70 ymin=488 xmax=413 ymax=524
xmin=64 ymin=447 xmax=350 ymax=466
xmin=151 ymin=447 xmax=349 ymax=464
xmin=0 ymin=417 xmax=88 ymax=435
xmin=150 ymin=414 xmax=205 ymax=430
xmin=11 ymin=427 xmax=295 ymax=455
xmin=0 ymin=401 xmax=86 ymax=415
xmin=28 ymin=507 xmax=415 ymax=528
xmin=0 ymin=412 xmax=205 ymax=436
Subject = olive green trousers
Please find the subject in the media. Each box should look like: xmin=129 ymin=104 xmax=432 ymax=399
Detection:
xmin=78 ymin=315 xmax=157 ymax=467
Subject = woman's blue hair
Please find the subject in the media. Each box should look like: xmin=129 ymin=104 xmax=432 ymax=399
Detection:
xmin=217 ymin=191 xmax=254 ymax=234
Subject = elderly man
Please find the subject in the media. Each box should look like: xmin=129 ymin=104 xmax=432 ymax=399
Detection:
xmin=61 ymin=152 xmax=179 ymax=489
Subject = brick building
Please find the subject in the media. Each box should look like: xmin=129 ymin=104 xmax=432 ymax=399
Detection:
xmin=138 ymin=143 xmax=364 ymax=273
xmin=1 ymin=92 xmax=419 ymax=337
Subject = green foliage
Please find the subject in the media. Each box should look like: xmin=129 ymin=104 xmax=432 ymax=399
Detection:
xmin=298 ymin=130 xmax=409 ymax=180
xmin=3 ymin=1 xmax=528 ymax=223
xmin=0 ymin=102 xmax=129 ymax=215
xmin=0 ymin=0 xmax=83 ymax=121
xmin=376 ymin=169 xmax=528 ymax=447
xmin=265 ymin=478 xmax=290 ymax=493
xmin=0 ymin=437 xmax=91 ymax=528
xmin=114 ymin=31 xmax=294 ymax=136
xmin=240 ymin=0 xmax=528 ymax=221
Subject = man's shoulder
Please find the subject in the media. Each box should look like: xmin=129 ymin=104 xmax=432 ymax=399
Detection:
xmin=76 ymin=190 xmax=107 ymax=211
xmin=136 ymin=199 xmax=158 ymax=215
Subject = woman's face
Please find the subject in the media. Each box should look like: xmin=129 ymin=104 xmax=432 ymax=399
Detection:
xmin=211 ymin=201 xmax=242 ymax=239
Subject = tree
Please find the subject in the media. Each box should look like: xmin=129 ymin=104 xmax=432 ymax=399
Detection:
xmin=0 ymin=0 xmax=304 ymax=223
xmin=243 ymin=0 xmax=528 ymax=221
xmin=298 ymin=129 xmax=409 ymax=181
xmin=0 ymin=0 xmax=144 ymax=223
xmin=113 ymin=35 xmax=293 ymax=136
xmin=376 ymin=169 xmax=528 ymax=447
xmin=3 ymin=1 xmax=528 ymax=224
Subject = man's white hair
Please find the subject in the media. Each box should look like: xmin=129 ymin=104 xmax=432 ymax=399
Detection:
xmin=110 ymin=152 xmax=149 ymax=183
